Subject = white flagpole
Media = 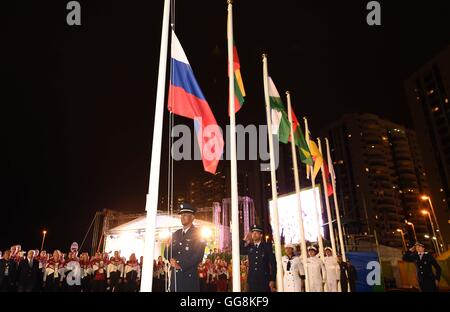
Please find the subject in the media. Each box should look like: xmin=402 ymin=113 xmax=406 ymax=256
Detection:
xmin=286 ymin=91 xmax=310 ymax=292
xmin=318 ymin=138 xmax=337 ymax=256
xmin=262 ymin=54 xmax=284 ymax=292
xmin=325 ymin=138 xmax=347 ymax=263
xmin=227 ymin=0 xmax=241 ymax=292
xmin=304 ymin=117 xmax=325 ymax=260
xmin=140 ymin=0 xmax=171 ymax=292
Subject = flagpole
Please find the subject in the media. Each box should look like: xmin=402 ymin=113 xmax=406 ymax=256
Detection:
xmin=325 ymin=138 xmax=347 ymax=263
xmin=303 ymin=117 xmax=325 ymax=260
xmin=227 ymin=0 xmax=241 ymax=292
xmin=317 ymin=138 xmax=337 ymax=256
xmin=262 ymin=54 xmax=284 ymax=292
xmin=140 ymin=0 xmax=170 ymax=292
xmin=286 ymin=91 xmax=310 ymax=292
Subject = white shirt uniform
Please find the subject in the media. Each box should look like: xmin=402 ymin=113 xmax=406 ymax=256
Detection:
xmin=324 ymin=256 xmax=340 ymax=292
xmin=306 ymin=255 xmax=326 ymax=292
xmin=282 ymin=255 xmax=304 ymax=292
xmin=123 ymin=262 xmax=141 ymax=279
xmin=107 ymin=258 xmax=124 ymax=278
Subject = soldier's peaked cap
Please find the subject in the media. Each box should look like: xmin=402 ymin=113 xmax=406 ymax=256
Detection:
xmin=178 ymin=203 xmax=196 ymax=214
xmin=414 ymin=242 xmax=425 ymax=247
xmin=250 ymin=224 xmax=264 ymax=233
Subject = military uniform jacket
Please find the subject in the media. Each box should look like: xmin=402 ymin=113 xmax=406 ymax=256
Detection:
xmin=167 ymin=225 xmax=206 ymax=292
xmin=403 ymin=251 xmax=441 ymax=291
xmin=240 ymin=240 xmax=276 ymax=292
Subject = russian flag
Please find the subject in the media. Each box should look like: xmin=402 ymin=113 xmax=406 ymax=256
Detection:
xmin=168 ymin=31 xmax=224 ymax=174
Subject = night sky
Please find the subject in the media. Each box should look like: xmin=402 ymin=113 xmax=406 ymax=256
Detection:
xmin=2 ymin=0 xmax=449 ymax=252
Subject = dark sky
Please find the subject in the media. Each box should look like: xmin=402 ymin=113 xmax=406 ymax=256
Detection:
xmin=2 ymin=0 xmax=449 ymax=252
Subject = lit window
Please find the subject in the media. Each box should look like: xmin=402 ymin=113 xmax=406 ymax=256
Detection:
xmin=428 ymin=89 xmax=435 ymax=95
xmin=365 ymin=168 xmax=369 ymax=172
xmin=348 ymin=134 xmax=352 ymax=138
xmin=416 ymin=97 xmax=420 ymax=100
xmin=356 ymin=184 xmax=360 ymax=188
xmin=445 ymin=98 xmax=449 ymax=104
xmin=432 ymin=107 xmax=439 ymax=113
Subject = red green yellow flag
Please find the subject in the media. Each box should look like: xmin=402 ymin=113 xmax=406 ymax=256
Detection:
xmin=230 ymin=43 xmax=246 ymax=114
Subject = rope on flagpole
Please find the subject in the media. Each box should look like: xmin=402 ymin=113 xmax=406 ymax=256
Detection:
xmin=166 ymin=0 xmax=177 ymax=292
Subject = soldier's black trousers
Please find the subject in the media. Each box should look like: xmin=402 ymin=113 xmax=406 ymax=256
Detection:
xmin=420 ymin=279 xmax=438 ymax=292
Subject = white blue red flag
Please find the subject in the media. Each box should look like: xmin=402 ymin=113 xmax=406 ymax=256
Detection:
xmin=168 ymin=31 xmax=224 ymax=174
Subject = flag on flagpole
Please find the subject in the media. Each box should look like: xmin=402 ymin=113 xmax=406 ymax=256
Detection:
xmin=268 ymin=77 xmax=290 ymax=144
xmin=304 ymin=118 xmax=311 ymax=179
xmin=289 ymin=109 xmax=313 ymax=166
xmin=323 ymin=161 xmax=334 ymax=197
xmin=229 ymin=41 xmax=246 ymax=114
xmin=168 ymin=31 xmax=224 ymax=174
xmin=308 ymin=139 xmax=323 ymax=181
xmin=328 ymin=154 xmax=336 ymax=181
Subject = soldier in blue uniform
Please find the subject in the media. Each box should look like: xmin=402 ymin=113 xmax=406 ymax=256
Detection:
xmin=166 ymin=203 xmax=206 ymax=292
xmin=402 ymin=242 xmax=441 ymax=292
xmin=240 ymin=225 xmax=277 ymax=292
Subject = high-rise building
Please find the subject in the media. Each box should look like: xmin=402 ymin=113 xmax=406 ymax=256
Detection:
xmin=215 ymin=196 xmax=256 ymax=250
xmin=188 ymin=170 xmax=226 ymax=209
xmin=405 ymin=46 xmax=450 ymax=247
xmin=323 ymin=113 xmax=430 ymax=247
xmin=187 ymin=163 xmax=251 ymax=217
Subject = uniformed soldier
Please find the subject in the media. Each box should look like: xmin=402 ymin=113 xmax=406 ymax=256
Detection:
xmin=323 ymin=247 xmax=340 ymax=292
xmin=402 ymin=242 xmax=441 ymax=292
xmin=305 ymin=246 xmax=326 ymax=292
xmin=337 ymin=255 xmax=349 ymax=292
xmin=166 ymin=203 xmax=206 ymax=292
xmin=281 ymin=244 xmax=304 ymax=292
xmin=240 ymin=225 xmax=277 ymax=292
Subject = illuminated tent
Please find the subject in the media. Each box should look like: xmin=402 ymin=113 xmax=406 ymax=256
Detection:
xmin=104 ymin=212 xmax=216 ymax=261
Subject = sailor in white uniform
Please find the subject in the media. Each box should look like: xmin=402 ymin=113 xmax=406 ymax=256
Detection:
xmin=281 ymin=244 xmax=305 ymax=292
xmin=305 ymin=246 xmax=326 ymax=292
xmin=323 ymin=247 xmax=340 ymax=292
